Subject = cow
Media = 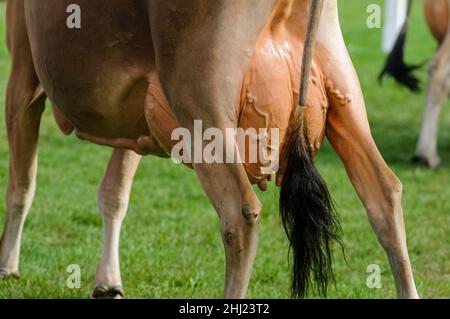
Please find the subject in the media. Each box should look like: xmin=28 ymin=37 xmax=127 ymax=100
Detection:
xmin=380 ymin=0 xmax=450 ymax=168
xmin=0 ymin=0 xmax=419 ymax=299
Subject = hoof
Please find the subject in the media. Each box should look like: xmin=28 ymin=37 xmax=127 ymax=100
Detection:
xmin=0 ymin=268 xmax=20 ymax=280
xmin=412 ymin=155 xmax=441 ymax=169
xmin=92 ymin=285 xmax=124 ymax=299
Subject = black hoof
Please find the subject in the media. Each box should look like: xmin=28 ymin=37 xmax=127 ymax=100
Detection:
xmin=92 ymin=285 xmax=124 ymax=299
xmin=412 ymin=155 xmax=430 ymax=167
xmin=412 ymin=155 xmax=441 ymax=168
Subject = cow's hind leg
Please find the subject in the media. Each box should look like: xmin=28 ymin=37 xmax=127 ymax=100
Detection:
xmin=0 ymin=0 xmax=46 ymax=278
xmin=195 ymin=163 xmax=261 ymax=299
xmin=315 ymin=1 xmax=419 ymax=298
xmin=153 ymin=74 xmax=262 ymax=298
xmin=413 ymin=39 xmax=450 ymax=168
xmin=327 ymin=88 xmax=419 ymax=298
xmin=153 ymin=65 xmax=261 ymax=299
xmin=149 ymin=1 xmax=277 ymax=297
xmin=323 ymin=50 xmax=419 ymax=299
xmin=92 ymin=149 xmax=141 ymax=299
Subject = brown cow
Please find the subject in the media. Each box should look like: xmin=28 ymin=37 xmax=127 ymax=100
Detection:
xmin=0 ymin=0 xmax=418 ymax=299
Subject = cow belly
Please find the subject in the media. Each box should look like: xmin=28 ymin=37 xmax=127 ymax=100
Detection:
xmin=25 ymin=0 xmax=158 ymax=151
xmin=145 ymin=32 xmax=329 ymax=184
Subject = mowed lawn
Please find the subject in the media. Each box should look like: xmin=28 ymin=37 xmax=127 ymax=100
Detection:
xmin=0 ymin=1 xmax=448 ymax=299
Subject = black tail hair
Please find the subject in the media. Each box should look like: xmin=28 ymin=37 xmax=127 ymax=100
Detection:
xmin=280 ymin=113 xmax=341 ymax=298
xmin=379 ymin=0 xmax=423 ymax=92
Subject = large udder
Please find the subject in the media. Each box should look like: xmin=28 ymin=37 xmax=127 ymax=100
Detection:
xmin=144 ymin=26 xmax=329 ymax=185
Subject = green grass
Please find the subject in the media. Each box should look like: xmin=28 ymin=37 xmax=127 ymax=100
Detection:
xmin=0 ymin=1 xmax=448 ymax=299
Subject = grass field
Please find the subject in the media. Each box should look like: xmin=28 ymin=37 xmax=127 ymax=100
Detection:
xmin=0 ymin=1 xmax=448 ymax=299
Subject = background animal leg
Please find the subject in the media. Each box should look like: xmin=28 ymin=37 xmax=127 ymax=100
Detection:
xmin=413 ymin=39 xmax=450 ymax=168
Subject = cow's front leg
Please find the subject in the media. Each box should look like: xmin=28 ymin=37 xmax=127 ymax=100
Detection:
xmin=92 ymin=149 xmax=141 ymax=299
xmin=0 ymin=82 xmax=45 ymax=279
xmin=1 ymin=0 xmax=46 ymax=278
xmin=413 ymin=40 xmax=450 ymax=168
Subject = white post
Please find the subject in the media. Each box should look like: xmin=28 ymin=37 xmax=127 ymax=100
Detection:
xmin=382 ymin=0 xmax=408 ymax=53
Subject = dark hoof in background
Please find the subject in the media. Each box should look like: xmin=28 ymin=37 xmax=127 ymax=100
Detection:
xmin=412 ymin=155 xmax=441 ymax=169
xmin=92 ymin=285 xmax=124 ymax=299
xmin=0 ymin=268 xmax=20 ymax=280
